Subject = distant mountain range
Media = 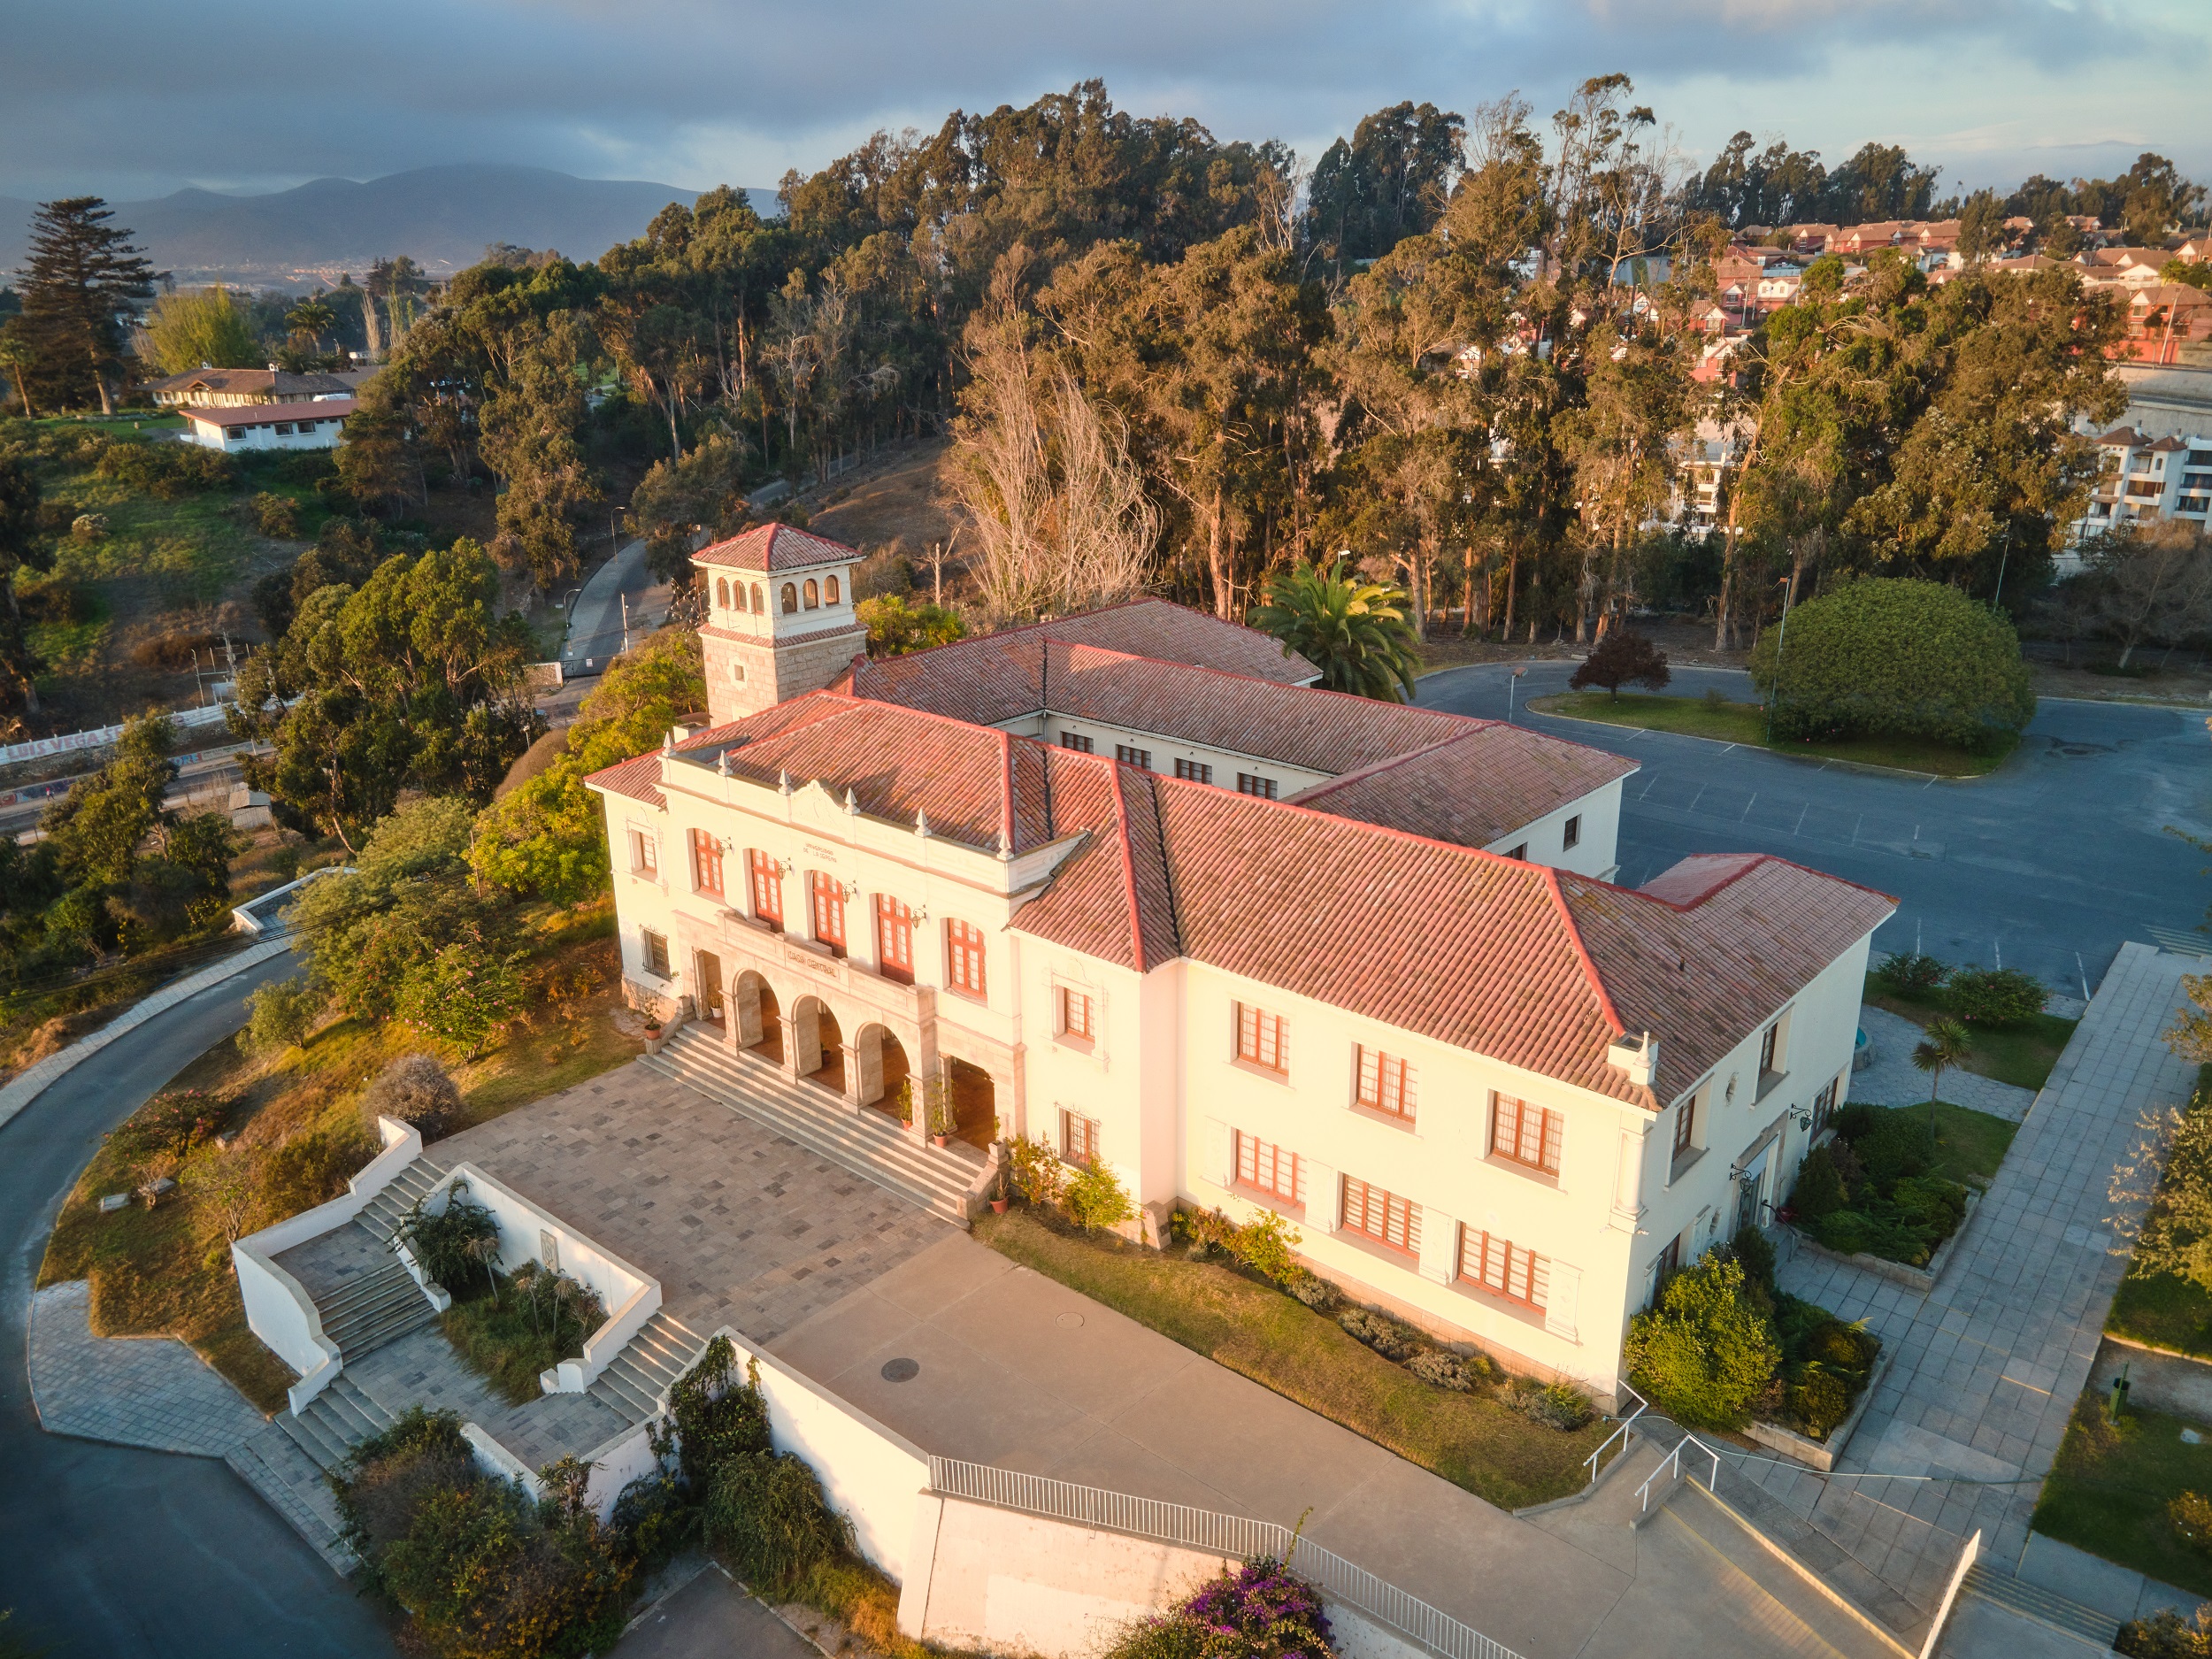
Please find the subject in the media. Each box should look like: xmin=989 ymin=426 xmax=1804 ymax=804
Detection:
xmin=0 ymin=165 xmax=778 ymax=289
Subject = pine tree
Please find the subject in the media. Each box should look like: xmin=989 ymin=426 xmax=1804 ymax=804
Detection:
xmin=16 ymin=197 xmax=158 ymax=414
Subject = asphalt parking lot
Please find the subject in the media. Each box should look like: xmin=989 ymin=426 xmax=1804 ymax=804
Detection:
xmin=1418 ymin=661 xmax=2212 ymax=992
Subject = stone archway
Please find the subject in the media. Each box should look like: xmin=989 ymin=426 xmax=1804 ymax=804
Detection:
xmin=736 ymin=972 xmax=780 ymax=1065
xmin=793 ymin=996 xmax=844 ymax=1095
xmin=855 ymin=1024 xmax=910 ymax=1118
xmin=943 ymin=1057 xmax=997 ymax=1150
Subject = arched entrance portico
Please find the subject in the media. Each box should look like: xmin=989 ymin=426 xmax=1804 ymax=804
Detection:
xmin=855 ymin=1024 xmax=910 ymax=1118
xmin=733 ymin=972 xmax=780 ymax=1065
xmin=944 ymin=1056 xmax=997 ymax=1150
xmin=792 ymin=996 xmax=844 ymax=1095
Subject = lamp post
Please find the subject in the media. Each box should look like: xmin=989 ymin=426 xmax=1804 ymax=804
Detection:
xmin=1508 ymin=664 xmax=1526 ymax=723
xmin=1764 ymin=572 xmax=1797 ymax=745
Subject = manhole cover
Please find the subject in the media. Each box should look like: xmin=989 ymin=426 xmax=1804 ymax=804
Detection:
xmin=1056 ymin=1312 xmax=1084 ymax=1329
xmin=880 ymin=1357 xmax=920 ymax=1383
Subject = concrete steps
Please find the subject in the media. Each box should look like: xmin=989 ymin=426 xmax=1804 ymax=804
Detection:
xmin=645 ymin=1026 xmax=977 ymax=1224
xmin=278 ymin=1371 xmax=396 ymax=1472
xmin=227 ymin=1422 xmax=358 ymax=1575
xmin=319 ymin=1254 xmax=439 ymax=1360
xmin=354 ymin=1154 xmax=449 ymax=1244
xmin=585 ymin=1309 xmax=709 ymax=1424
xmin=1962 ymin=1563 xmax=2121 ymax=1648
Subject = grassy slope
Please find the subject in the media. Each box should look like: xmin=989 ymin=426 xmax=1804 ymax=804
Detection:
xmin=1525 ymin=691 xmax=2015 ymax=779
xmin=1862 ymin=976 xmax=2078 ymax=1094
xmin=975 ymin=1210 xmax=1607 ymax=1510
xmin=37 ymin=902 xmax=642 ymax=1412
xmin=2032 ymin=1389 xmax=2212 ymax=1595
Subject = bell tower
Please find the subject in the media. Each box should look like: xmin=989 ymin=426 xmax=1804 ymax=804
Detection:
xmin=695 ymin=524 xmax=868 ymax=725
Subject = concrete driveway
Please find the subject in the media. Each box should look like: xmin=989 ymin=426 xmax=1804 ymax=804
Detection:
xmin=0 ymin=956 xmax=393 ymax=1657
xmin=1418 ymin=662 xmax=2212 ymax=991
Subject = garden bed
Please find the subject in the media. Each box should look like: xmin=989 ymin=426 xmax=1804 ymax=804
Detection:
xmin=1793 ymin=1189 xmax=1981 ymax=1294
xmin=973 ymin=1208 xmax=1610 ymax=1510
xmin=437 ymin=1262 xmax=604 ymax=1405
xmin=1787 ymin=1102 xmax=1978 ymax=1270
xmin=2032 ymin=1387 xmax=2212 ymax=1598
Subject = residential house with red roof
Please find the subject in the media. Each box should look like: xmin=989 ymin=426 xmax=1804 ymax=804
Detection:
xmin=589 ymin=527 xmax=1893 ymax=1400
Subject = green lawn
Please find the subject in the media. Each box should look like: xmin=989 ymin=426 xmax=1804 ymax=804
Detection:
xmin=974 ymin=1210 xmax=1609 ymax=1510
xmin=1863 ymin=976 xmax=2079 ymax=1093
xmin=1879 ymin=1099 xmax=2019 ymax=1188
xmin=2032 ymin=1388 xmax=2212 ymax=1596
xmin=1526 ymin=691 xmax=2015 ymax=778
xmin=2108 ymin=1272 xmax=2212 ymax=1362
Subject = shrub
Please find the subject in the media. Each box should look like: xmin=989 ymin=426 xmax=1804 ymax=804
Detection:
xmin=255 ymin=1121 xmax=376 ymax=1218
xmin=1790 ymin=1147 xmax=1847 ymax=1219
xmin=389 ymin=1179 xmax=501 ymax=1294
xmin=1848 ymin=1110 xmax=1932 ymax=1187
xmin=2174 ymin=1492 xmax=2212 ymax=1556
xmin=1829 ymin=1102 xmax=1879 ymax=1142
xmin=1005 ymin=1134 xmax=1065 ymax=1209
xmin=1876 ymin=950 xmax=1949 ymax=994
xmin=1747 ymin=577 xmax=2036 ymax=749
xmin=95 ymin=439 xmax=234 ymax=498
xmin=1945 ymin=965 xmax=2046 ymax=1026
xmin=705 ymin=1448 xmax=854 ymax=1593
xmin=1286 ymin=1269 xmax=1341 ymax=1311
xmin=243 ymin=973 xmax=326 ymax=1056
xmin=331 ymin=1406 xmax=475 ymax=1568
xmin=1336 ymin=1306 xmax=1422 ymax=1361
xmin=1228 ymin=1210 xmax=1302 ymax=1285
xmin=117 ymin=1087 xmax=224 ymax=1160
xmin=1506 ymin=1378 xmax=1595 ymax=1430
xmin=1407 ymin=1349 xmax=1476 ymax=1392
xmin=441 ymin=1262 xmax=606 ymax=1403
xmin=1788 ymin=1371 xmax=1853 ymax=1440
xmin=609 ymin=1467 xmax=695 ymax=1571
xmin=1064 ymin=1161 xmax=1137 ymax=1233
xmin=1805 ymin=1319 xmax=1878 ymax=1371
xmin=2119 ymin=1606 xmax=2212 ymax=1659
xmin=1726 ymin=1225 xmax=1777 ymax=1296
xmin=856 ymin=594 xmax=967 ymax=656
xmin=1156 ymin=1557 xmax=1334 ymax=1659
xmin=362 ymin=1052 xmax=463 ymax=1138
xmin=667 ymin=1335 xmax=772 ymax=1487
xmin=1624 ymin=1252 xmax=1782 ymax=1429
xmin=395 ymin=937 xmax=527 ymax=1059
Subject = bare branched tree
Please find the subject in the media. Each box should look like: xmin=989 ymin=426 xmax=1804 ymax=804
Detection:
xmin=1049 ymin=369 xmax=1160 ymax=612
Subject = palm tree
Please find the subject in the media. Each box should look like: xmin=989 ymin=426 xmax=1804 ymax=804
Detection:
xmin=1912 ymin=1016 xmax=1972 ymax=1155
xmin=1248 ymin=553 xmax=1420 ymax=702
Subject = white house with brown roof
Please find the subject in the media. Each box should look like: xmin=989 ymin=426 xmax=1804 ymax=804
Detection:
xmin=180 ymin=397 xmax=356 ymax=453
xmin=589 ymin=526 xmax=1891 ymax=1402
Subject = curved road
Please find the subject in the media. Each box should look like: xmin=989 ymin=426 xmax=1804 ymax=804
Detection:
xmin=0 ymin=956 xmax=393 ymax=1656
xmin=1419 ymin=660 xmax=2212 ymax=992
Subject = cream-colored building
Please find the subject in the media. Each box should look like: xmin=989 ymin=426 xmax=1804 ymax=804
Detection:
xmin=591 ymin=525 xmax=1892 ymax=1402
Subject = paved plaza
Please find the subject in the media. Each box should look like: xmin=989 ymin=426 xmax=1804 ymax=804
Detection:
xmin=1850 ymin=1006 xmax=2039 ymax=1121
xmin=1700 ymin=942 xmax=2209 ymax=1632
xmin=27 ymin=1278 xmax=268 ymax=1456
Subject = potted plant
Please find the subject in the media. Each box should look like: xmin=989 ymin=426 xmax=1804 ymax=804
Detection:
xmin=989 ymin=1159 xmax=1010 ymax=1214
xmin=926 ymin=1074 xmax=957 ymax=1148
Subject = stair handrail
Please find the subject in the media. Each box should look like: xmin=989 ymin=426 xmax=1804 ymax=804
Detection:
xmin=1636 ymin=1428 xmax=1722 ymax=1513
xmin=1585 ymin=1379 xmax=1647 ymax=1481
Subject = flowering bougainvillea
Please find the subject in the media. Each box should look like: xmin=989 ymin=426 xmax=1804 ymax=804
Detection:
xmin=1106 ymin=1556 xmax=1336 ymax=1659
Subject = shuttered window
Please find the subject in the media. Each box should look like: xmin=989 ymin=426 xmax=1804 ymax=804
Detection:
xmin=1234 ymin=1132 xmax=1302 ymax=1205
xmin=809 ymin=872 xmax=846 ymax=955
xmin=1356 ymin=1046 xmax=1417 ymax=1122
xmin=1341 ymin=1177 xmax=1420 ymax=1256
xmin=691 ymin=830 xmax=725 ymax=898
xmin=874 ymin=896 xmax=913 ymax=983
xmin=1234 ymin=1002 xmax=1287 ymax=1073
xmin=947 ymin=919 xmax=987 ymax=998
xmin=1492 ymin=1094 xmax=1563 ymax=1175
xmin=748 ymin=849 xmax=782 ymax=929
xmin=1458 ymin=1229 xmax=1551 ymax=1311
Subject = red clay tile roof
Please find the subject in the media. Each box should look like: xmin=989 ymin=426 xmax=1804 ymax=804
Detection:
xmin=180 ymin=398 xmax=356 ymax=427
xmin=695 ymin=523 xmax=862 ymax=572
xmin=589 ymin=697 xmax=1892 ymax=1099
xmin=1286 ymin=724 xmax=1636 ymax=849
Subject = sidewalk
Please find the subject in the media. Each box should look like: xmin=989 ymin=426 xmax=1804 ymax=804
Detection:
xmin=27 ymin=1280 xmax=265 ymax=1457
xmin=1741 ymin=941 xmax=2207 ymax=1629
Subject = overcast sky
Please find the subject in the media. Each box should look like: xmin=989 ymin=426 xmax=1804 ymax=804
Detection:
xmin=4 ymin=0 xmax=2207 ymax=205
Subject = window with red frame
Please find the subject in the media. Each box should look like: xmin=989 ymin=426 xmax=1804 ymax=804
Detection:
xmin=1491 ymin=1094 xmax=1563 ymax=1174
xmin=1341 ymin=1176 xmax=1420 ymax=1255
xmin=1458 ymin=1228 xmax=1550 ymax=1311
xmin=747 ymin=849 xmax=782 ymax=929
xmin=874 ymin=896 xmax=913 ymax=983
xmin=809 ymin=872 xmax=846 ymax=955
xmin=1234 ymin=1132 xmax=1301 ymax=1206
xmin=1061 ymin=1110 xmax=1100 ymax=1169
xmin=1234 ymin=1002 xmax=1286 ymax=1072
xmin=1059 ymin=985 xmax=1094 ymax=1041
xmin=946 ymin=919 xmax=987 ymax=998
xmin=1356 ymin=1046 xmax=1417 ymax=1122
xmin=690 ymin=829 xmax=725 ymax=897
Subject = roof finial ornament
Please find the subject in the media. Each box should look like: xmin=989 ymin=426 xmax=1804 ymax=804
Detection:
xmin=779 ymin=769 xmax=793 ymax=796
xmin=915 ymin=808 xmax=931 ymax=838
xmin=844 ymin=787 xmax=858 ymax=815
xmin=662 ymin=730 xmax=675 ymax=755
xmin=997 ymin=827 xmax=1013 ymax=861
xmin=717 ymin=749 xmax=732 ymax=777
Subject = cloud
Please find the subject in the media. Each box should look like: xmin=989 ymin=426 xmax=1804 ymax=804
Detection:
xmin=1 ymin=0 xmax=2203 ymax=204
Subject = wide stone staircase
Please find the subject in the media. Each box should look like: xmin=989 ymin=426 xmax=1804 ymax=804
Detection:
xmin=1961 ymin=1562 xmax=2122 ymax=1649
xmin=354 ymin=1152 xmax=449 ymax=1244
xmin=586 ymin=1308 xmax=707 ymax=1423
xmin=644 ymin=1025 xmax=978 ymax=1224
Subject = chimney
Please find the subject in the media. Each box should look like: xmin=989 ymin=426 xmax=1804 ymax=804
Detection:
xmin=1607 ymin=1029 xmax=1659 ymax=1087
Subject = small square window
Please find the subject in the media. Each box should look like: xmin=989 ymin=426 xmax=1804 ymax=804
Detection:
xmin=1506 ymin=844 xmax=1528 ymax=861
xmin=1174 ymin=758 xmax=1212 ymax=783
xmin=1060 ymin=732 xmax=1094 ymax=754
xmin=1236 ymin=773 xmax=1278 ymax=800
xmin=1563 ymin=815 xmax=1581 ymax=850
xmin=1115 ymin=744 xmax=1152 ymax=771
xmin=641 ymin=929 xmax=672 ymax=979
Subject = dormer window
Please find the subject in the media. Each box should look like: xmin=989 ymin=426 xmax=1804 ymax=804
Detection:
xmin=825 ymin=574 xmax=841 ymax=604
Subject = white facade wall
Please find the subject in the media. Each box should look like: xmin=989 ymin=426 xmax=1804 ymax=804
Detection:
xmin=1040 ymin=717 xmax=1333 ymax=801
xmin=187 ymin=414 xmax=348 ymax=452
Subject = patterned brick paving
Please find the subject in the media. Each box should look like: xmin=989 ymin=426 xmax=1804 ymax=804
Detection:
xmin=27 ymin=1279 xmax=265 ymax=1457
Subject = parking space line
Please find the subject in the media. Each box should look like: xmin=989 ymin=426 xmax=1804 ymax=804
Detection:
xmin=1740 ymin=793 xmax=1756 ymax=820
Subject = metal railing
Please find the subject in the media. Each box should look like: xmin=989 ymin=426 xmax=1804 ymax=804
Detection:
xmin=1637 ymin=1431 xmax=1722 ymax=1514
xmin=927 ymin=1456 xmax=1524 ymax=1659
xmin=1584 ymin=1380 xmax=1647 ymax=1483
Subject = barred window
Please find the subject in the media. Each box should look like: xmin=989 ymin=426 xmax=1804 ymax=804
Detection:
xmin=1341 ymin=1176 xmax=1420 ymax=1256
xmin=1235 ymin=1132 xmax=1302 ymax=1206
xmin=1234 ymin=1002 xmax=1287 ymax=1073
xmin=641 ymin=930 xmax=671 ymax=979
xmin=1062 ymin=1110 xmax=1101 ymax=1169
xmin=1458 ymin=1229 xmax=1550 ymax=1311
xmin=1492 ymin=1094 xmax=1563 ymax=1175
xmin=1356 ymin=1046 xmax=1417 ymax=1122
